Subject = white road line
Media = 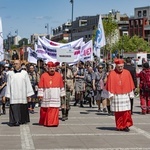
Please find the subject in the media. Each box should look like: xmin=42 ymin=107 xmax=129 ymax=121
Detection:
xmin=0 ymin=135 xmax=20 ymax=136
xmin=20 ymin=125 xmax=35 ymax=150
xmin=132 ymin=126 xmax=150 ymax=139
xmin=32 ymin=133 xmax=139 ymax=137
xmin=36 ymin=148 xmax=150 ymax=150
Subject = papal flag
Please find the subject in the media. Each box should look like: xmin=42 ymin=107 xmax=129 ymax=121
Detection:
xmin=94 ymin=14 xmax=106 ymax=58
xmin=0 ymin=17 xmax=4 ymax=61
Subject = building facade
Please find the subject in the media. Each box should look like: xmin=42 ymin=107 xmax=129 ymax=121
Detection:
xmin=51 ymin=11 xmax=129 ymax=43
xmin=129 ymin=6 xmax=150 ymax=42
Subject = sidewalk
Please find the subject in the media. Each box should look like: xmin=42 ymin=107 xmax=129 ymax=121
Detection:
xmin=0 ymin=98 xmax=150 ymax=150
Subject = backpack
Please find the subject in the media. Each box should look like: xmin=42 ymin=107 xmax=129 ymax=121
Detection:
xmin=142 ymin=71 xmax=150 ymax=92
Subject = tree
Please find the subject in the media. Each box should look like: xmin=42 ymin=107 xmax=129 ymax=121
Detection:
xmin=102 ymin=14 xmax=118 ymax=59
xmin=112 ymin=35 xmax=150 ymax=54
xmin=58 ymin=39 xmax=68 ymax=43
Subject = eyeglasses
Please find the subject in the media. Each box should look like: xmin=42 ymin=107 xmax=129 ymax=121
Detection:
xmin=99 ymin=67 xmax=103 ymax=69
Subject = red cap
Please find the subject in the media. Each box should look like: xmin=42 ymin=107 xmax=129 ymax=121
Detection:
xmin=114 ymin=59 xmax=124 ymax=64
xmin=47 ymin=61 xmax=60 ymax=67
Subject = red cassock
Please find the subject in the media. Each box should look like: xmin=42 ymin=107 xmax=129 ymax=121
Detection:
xmin=106 ymin=68 xmax=135 ymax=130
xmin=38 ymin=72 xmax=65 ymax=127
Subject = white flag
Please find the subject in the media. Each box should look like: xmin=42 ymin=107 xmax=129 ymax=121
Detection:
xmin=94 ymin=14 xmax=106 ymax=57
xmin=0 ymin=17 xmax=4 ymax=61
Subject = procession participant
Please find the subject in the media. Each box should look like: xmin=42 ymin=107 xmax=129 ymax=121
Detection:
xmin=73 ymin=61 xmax=85 ymax=107
xmin=28 ymin=64 xmax=40 ymax=114
xmin=106 ymin=59 xmax=135 ymax=132
xmin=84 ymin=66 xmax=95 ymax=108
xmin=38 ymin=61 xmax=65 ymax=127
xmin=0 ymin=64 xmax=7 ymax=115
xmin=5 ymin=60 xmax=34 ymax=126
xmin=95 ymin=64 xmax=107 ymax=112
xmin=136 ymin=62 xmax=150 ymax=114
xmin=124 ymin=57 xmax=137 ymax=114
xmin=61 ymin=62 xmax=74 ymax=121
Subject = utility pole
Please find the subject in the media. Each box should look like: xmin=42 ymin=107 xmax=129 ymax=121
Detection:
xmin=70 ymin=0 xmax=74 ymax=41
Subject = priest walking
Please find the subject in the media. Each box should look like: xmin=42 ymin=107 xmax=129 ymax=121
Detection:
xmin=5 ymin=60 xmax=34 ymax=126
xmin=106 ymin=59 xmax=135 ymax=132
xmin=38 ymin=61 xmax=65 ymax=127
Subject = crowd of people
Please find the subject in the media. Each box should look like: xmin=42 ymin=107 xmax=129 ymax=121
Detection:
xmin=0 ymin=55 xmax=150 ymax=132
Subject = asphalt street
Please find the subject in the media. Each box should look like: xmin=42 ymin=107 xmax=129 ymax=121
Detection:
xmin=0 ymin=97 xmax=150 ymax=150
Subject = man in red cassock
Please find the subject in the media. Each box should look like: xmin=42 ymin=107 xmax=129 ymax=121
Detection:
xmin=38 ymin=61 xmax=65 ymax=127
xmin=106 ymin=59 xmax=135 ymax=132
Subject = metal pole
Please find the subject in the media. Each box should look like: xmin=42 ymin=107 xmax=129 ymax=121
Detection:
xmin=70 ymin=0 xmax=74 ymax=41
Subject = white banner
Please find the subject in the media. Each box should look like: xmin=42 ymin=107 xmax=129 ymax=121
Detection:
xmin=80 ymin=40 xmax=93 ymax=62
xmin=0 ymin=17 xmax=4 ymax=61
xmin=36 ymin=37 xmax=83 ymax=63
xmin=27 ymin=47 xmax=37 ymax=64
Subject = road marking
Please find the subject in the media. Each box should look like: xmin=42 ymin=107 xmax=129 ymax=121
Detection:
xmin=20 ymin=125 xmax=35 ymax=150
xmin=32 ymin=132 xmax=139 ymax=136
xmin=36 ymin=148 xmax=150 ymax=150
xmin=132 ymin=126 xmax=150 ymax=139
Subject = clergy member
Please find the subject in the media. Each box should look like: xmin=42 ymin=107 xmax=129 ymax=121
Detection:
xmin=106 ymin=59 xmax=135 ymax=132
xmin=5 ymin=60 xmax=34 ymax=126
xmin=38 ymin=61 xmax=65 ymax=127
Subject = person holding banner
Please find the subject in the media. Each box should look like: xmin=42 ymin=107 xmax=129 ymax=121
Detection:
xmin=61 ymin=62 xmax=74 ymax=121
xmin=38 ymin=61 xmax=65 ymax=127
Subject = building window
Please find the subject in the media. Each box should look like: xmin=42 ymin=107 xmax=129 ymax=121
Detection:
xmin=130 ymin=20 xmax=134 ymax=27
xmin=143 ymin=10 xmax=147 ymax=17
xmin=138 ymin=11 xmax=141 ymax=17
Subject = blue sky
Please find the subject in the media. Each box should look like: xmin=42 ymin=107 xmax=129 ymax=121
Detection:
xmin=0 ymin=0 xmax=150 ymax=39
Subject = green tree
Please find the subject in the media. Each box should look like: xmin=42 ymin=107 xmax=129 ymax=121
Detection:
xmin=58 ymin=39 xmax=68 ymax=43
xmin=112 ymin=35 xmax=150 ymax=54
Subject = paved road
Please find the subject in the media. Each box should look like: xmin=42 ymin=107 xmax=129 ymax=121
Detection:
xmin=0 ymin=97 xmax=150 ymax=150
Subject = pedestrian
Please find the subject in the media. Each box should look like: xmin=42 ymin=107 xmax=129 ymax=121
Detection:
xmin=106 ymin=59 xmax=135 ymax=132
xmin=73 ymin=61 xmax=85 ymax=107
xmin=124 ymin=57 xmax=137 ymax=114
xmin=84 ymin=66 xmax=95 ymax=108
xmin=38 ymin=61 xmax=65 ymax=127
xmin=136 ymin=62 xmax=150 ymax=114
xmin=61 ymin=62 xmax=74 ymax=121
xmin=28 ymin=64 xmax=40 ymax=114
xmin=5 ymin=60 xmax=34 ymax=126
xmin=0 ymin=64 xmax=7 ymax=115
xmin=94 ymin=64 xmax=107 ymax=112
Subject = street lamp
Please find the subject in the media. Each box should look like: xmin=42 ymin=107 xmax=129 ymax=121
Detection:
xmin=45 ymin=23 xmax=49 ymax=38
xmin=70 ymin=0 xmax=74 ymax=41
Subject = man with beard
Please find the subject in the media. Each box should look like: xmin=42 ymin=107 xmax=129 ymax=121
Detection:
xmin=38 ymin=61 xmax=65 ymax=127
xmin=5 ymin=60 xmax=34 ymax=126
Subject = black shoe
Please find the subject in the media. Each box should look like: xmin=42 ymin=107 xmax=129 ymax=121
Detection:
xmin=14 ymin=122 xmax=20 ymax=126
xmin=74 ymin=102 xmax=77 ymax=106
xmin=3 ymin=110 xmax=6 ymax=115
xmin=8 ymin=122 xmax=20 ymax=127
xmin=62 ymin=117 xmax=65 ymax=121
xmin=30 ymin=110 xmax=34 ymax=114
xmin=8 ymin=123 xmax=15 ymax=127
xmin=103 ymin=108 xmax=107 ymax=112
xmin=123 ymin=127 xmax=130 ymax=132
